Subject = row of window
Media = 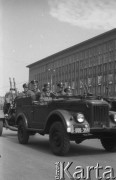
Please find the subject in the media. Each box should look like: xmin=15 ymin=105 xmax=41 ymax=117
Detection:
xmin=37 ymin=50 xmax=115 ymax=73
xmin=80 ymin=74 xmax=113 ymax=87
xmin=34 ymin=71 xmax=114 ymax=87
xmin=34 ymin=62 xmax=115 ymax=83
xmin=79 ymin=51 xmax=114 ymax=68
xmin=33 ymin=40 xmax=116 ymax=73
xmin=80 ymin=85 xmax=115 ymax=95
xmin=34 ymin=73 xmax=116 ymax=96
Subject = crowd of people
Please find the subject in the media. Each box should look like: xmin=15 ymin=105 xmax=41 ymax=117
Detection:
xmin=19 ymin=80 xmax=73 ymax=102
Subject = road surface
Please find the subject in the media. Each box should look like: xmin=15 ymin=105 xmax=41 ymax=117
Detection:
xmin=0 ymin=128 xmax=116 ymax=180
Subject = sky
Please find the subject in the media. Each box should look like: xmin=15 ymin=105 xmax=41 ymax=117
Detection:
xmin=0 ymin=0 xmax=116 ymax=96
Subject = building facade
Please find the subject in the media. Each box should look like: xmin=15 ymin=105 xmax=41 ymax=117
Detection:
xmin=27 ymin=29 xmax=116 ymax=96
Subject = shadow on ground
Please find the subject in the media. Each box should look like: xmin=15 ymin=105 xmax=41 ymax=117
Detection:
xmin=2 ymin=131 xmax=116 ymax=157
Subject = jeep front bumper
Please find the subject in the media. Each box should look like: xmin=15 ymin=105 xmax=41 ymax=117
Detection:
xmin=67 ymin=124 xmax=90 ymax=134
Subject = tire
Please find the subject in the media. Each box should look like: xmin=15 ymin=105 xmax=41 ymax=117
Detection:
xmin=101 ymin=138 xmax=116 ymax=152
xmin=0 ymin=120 xmax=3 ymax=136
xmin=49 ymin=122 xmax=70 ymax=156
xmin=18 ymin=120 xmax=29 ymax=144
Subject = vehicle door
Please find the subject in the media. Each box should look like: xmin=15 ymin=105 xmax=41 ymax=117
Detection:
xmin=16 ymin=97 xmax=33 ymax=127
xmin=32 ymin=101 xmax=51 ymax=129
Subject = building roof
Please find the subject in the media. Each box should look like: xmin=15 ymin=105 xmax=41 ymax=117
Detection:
xmin=27 ymin=28 xmax=116 ymax=68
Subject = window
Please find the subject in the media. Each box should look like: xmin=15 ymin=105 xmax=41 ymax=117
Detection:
xmin=88 ymin=78 xmax=92 ymax=87
xmin=80 ymin=80 xmax=83 ymax=88
xmin=98 ymin=75 xmax=102 ymax=86
xmin=108 ymin=74 xmax=113 ymax=84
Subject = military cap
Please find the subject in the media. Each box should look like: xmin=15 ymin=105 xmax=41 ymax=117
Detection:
xmin=23 ymin=83 xmax=28 ymax=88
xmin=30 ymin=80 xmax=38 ymax=84
xmin=57 ymin=82 xmax=63 ymax=88
xmin=44 ymin=82 xmax=50 ymax=88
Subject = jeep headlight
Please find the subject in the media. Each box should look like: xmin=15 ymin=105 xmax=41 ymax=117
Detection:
xmin=77 ymin=113 xmax=84 ymax=123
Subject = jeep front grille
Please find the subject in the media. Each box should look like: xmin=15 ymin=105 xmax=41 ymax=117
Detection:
xmin=92 ymin=105 xmax=109 ymax=126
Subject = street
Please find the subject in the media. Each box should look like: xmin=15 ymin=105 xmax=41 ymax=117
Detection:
xmin=0 ymin=128 xmax=116 ymax=180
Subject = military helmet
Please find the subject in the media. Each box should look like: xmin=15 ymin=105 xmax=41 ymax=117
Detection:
xmin=30 ymin=80 xmax=38 ymax=85
xmin=23 ymin=83 xmax=28 ymax=88
xmin=57 ymin=82 xmax=63 ymax=88
xmin=42 ymin=82 xmax=50 ymax=92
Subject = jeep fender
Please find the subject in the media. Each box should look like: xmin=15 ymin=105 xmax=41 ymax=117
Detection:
xmin=16 ymin=113 xmax=28 ymax=128
xmin=44 ymin=109 xmax=73 ymax=133
xmin=109 ymin=111 xmax=116 ymax=116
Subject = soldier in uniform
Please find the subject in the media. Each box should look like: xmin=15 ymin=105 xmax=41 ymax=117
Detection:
xmin=56 ymin=82 xmax=66 ymax=96
xmin=22 ymin=83 xmax=29 ymax=95
xmin=64 ymin=86 xmax=73 ymax=96
xmin=40 ymin=83 xmax=56 ymax=103
xmin=30 ymin=80 xmax=40 ymax=93
xmin=18 ymin=83 xmax=35 ymax=99
xmin=29 ymin=80 xmax=41 ymax=100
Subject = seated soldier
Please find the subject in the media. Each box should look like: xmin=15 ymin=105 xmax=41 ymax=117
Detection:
xmin=39 ymin=83 xmax=56 ymax=103
xmin=22 ymin=83 xmax=29 ymax=96
xmin=30 ymin=80 xmax=40 ymax=93
xmin=29 ymin=80 xmax=41 ymax=100
xmin=64 ymin=86 xmax=73 ymax=96
xmin=56 ymin=82 xmax=66 ymax=96
xmin=17 ymin=83 xmax=36 ymax=101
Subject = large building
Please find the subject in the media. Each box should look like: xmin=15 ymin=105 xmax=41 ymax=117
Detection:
xmin=27 ymin=28 xmax=116 ymax=96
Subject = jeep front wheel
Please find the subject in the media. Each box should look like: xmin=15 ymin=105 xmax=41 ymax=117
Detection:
xmin=49 ymin=122 xmax=70 ymax=156
xmin=18 ymin=120 xmax=29 ymax=144
xmin=101 ymin=138 xmax=116 ymax=152
xmin=0 ymin=120 xmax=3 ymax=136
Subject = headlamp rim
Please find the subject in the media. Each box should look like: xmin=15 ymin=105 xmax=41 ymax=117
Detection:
xmin=77 ymin=113 xmax=84 ymax=123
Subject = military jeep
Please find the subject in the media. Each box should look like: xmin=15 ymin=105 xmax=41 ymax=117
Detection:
xmin=15 ymin=93 xmax=116 ymax=156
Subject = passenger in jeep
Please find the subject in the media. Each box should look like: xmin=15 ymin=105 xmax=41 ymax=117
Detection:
xmin=64 ymin=86 xmax=73 ymax=96
xmin=39 ymin=83 xmax=56 ymax=103
xmin=29 ymin=80 xmax=41 ymax=101
xmin=56 ymin=82 xmax=66 ymax=96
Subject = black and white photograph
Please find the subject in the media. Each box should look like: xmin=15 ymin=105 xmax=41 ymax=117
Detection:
xmin=0 ymin=0 xmax=116 ymax=180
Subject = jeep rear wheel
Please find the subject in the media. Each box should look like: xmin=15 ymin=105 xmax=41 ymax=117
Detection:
xmin=49 ymin=122 xmax=70 ymax=156
xmin=101 ymin=138 xmax=116 ymax=152
xmin=18 ymin=120 xmax=29 ymax=144
xmin=0 ymin=120 xmax=3 ymax=136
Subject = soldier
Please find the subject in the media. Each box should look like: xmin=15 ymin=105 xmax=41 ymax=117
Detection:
xmin=64 ymin=86 xmax=73 ymax=96
xmin=56 ymin=82 xmax=66 ymax=96
xmin=30 ymin=80 xmax=40 ymax=93
xmin=18 ymin=83 xmax=35 ymax=98
xmin=30 ymin=80 xmax=41 ymax=100
xmin=22 ymin=83 xmax=29 ymax=95
xmin=40 ymin=83 xmax=56 ymax=103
